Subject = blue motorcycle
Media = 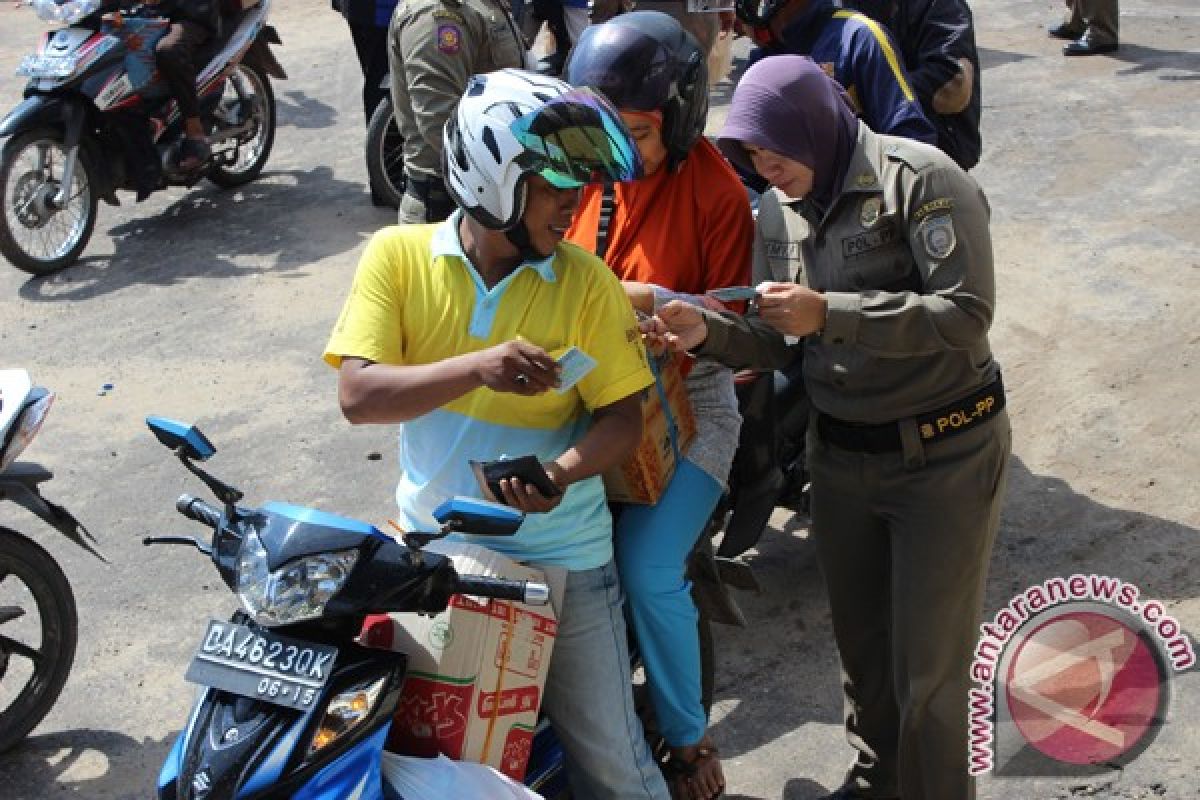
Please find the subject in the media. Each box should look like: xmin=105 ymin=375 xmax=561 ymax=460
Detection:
xmin=145 ymin=415 xmax=572 ymax=800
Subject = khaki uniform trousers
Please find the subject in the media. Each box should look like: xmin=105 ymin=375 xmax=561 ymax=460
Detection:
xmin=808 ymin=410 xmax=1011 ymax=800
xmin=1066 ymin=0 xmax=1118 ymax=44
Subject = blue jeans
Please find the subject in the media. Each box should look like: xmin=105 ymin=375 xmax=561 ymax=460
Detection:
xmin=540 ymin=560 xmax=670 ymax=800
xmin=614 ymin=460 xmax=722 ymax=747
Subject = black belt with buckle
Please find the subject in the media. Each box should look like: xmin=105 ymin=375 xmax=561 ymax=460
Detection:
xmin=817 ymin=375 xmax=1005 ymax=454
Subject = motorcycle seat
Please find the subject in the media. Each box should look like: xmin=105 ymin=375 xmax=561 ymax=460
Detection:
xmin=0 ymin=462 xmax=54 ymax=487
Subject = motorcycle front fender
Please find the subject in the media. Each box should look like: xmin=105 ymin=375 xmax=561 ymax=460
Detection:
xmin=0 ymin=465 xmax=104 ymax=560
xmin=242 ymin=29 xmax=287 ymax=81
xmin=0 ymin=94 xmax=71 ymax=139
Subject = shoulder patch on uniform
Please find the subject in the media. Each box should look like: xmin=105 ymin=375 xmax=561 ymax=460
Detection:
xmin=436 ymin=23 xmax=463 ymax=54
xmin=913 ymin=197 xmax=953 ymax=224
xmin=917 ymin=214 xmax=956 ymax=260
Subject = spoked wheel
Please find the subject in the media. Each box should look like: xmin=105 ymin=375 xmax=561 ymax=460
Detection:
xmin=0 ymin=128 xmax=98 ymax=275
xmin=365 ymin=96 xmax=405 ymax=209
xmin=207 ymin=64 xmax=276 ymax=188
xmin=0 ymin=529 xmax=78 ymax=753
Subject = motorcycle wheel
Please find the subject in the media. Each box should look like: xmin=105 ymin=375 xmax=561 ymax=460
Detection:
xmin=207 ymin=64 xmax=276 ymax=188
xmin=0 ymin=529 xmax=78 ymax=753
xmin=0 ymin=128 xmax=99 ymax=276
xmin=365 ymin=96 xmax=405 ymax=209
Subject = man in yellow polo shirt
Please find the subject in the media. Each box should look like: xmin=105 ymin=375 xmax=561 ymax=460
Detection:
xmin=324 ymin=69 xmax=670 ymax=800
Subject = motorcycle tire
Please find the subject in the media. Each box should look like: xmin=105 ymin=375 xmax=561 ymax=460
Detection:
xmin=0 ymin=528 xmax=78 ymax=753
xmin=207 ymin=64 xmax=276 ymax=188
xmin=0 ymin=127 xmax=99 ymax=276
xmin=365 ymin=96 xmax=406 ymax=210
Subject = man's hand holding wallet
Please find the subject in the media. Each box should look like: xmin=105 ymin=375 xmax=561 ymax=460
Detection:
xmin=471 ymin=455 xmax=566 ymax=514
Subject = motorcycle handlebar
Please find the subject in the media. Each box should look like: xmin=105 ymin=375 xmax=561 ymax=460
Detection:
xmin=453 ymin=575 xmax=551 ymax=606
xmin=175 ymin=494 xmax=222 ymax=528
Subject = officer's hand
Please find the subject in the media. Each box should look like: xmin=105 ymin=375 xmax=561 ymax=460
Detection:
xmin=472 ymin=340 xmax=561 ymax=395
xmin=646 ymin=301 xmax=709 ymax=353
xmin=757 ymin=282 xmax=827 ymax=337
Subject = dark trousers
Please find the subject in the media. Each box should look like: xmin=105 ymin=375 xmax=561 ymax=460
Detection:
xmin=155 ymin=21 xmax=212 ymax=121
xmin=809 ymin=411 xmax=1011 ymax=800
xmin=348 ymin=22 xmax=390 ymax=124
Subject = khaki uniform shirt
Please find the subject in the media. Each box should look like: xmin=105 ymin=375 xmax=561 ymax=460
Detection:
xmin=704 ymin=124 xmax=999 ymax=424
xmin=388 ymin=0 xmax=525 ymax=182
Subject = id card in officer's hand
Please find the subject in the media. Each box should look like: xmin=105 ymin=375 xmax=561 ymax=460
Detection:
xmin=554 ymin=347 xmax=597 ymax=394
xmin=707 ymin=285 xmax=759 ymax=302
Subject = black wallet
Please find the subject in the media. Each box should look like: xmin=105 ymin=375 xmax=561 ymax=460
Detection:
xmin=470 ymin=455 xmax=562 ymax=503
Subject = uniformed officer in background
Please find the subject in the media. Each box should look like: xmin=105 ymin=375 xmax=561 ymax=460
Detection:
xmin=645 ymin=55 xmax=1010 ymax=800
xmin=388 ymin=0 xmax=526 ymax=223
xmin=844 ymin=0 xmax=983 ymax=171
xmin=1048 ymin=0 xmax=1119 ymax=56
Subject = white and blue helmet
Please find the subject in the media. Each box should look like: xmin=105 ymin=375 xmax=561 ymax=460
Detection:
xmin=443 ymin=68 xmax=643 ymax=230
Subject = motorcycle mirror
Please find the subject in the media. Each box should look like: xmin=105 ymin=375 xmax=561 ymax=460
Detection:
xmin=146 ymin=416 xmax=217 ymax=461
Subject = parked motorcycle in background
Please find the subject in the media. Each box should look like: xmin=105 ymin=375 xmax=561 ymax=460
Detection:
xmin=0 ymin=369 xmax=102 ymax=752
xmin=0 ymin=0 xmax=286 ymax=275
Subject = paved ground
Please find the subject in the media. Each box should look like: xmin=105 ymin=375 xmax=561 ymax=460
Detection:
xmin=0 ymin=0 xmax=1197 ymax=797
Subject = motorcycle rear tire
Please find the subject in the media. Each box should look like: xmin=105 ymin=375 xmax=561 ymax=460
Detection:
xmin=365 ymin=96 xmax=405 ymax=210
xmin=0 ymin=528 xmax=78 ymax=753
xmin=207 ymin=65 xmax=276 ymax=188
xmin=0 ymin=128 xmax=99 ymax=276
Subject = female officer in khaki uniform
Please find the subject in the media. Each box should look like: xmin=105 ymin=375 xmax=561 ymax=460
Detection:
xmin=647 ymin=55 xmax=1010 ymax=800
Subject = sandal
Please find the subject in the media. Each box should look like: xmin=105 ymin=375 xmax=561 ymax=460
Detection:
xmin=664 ymin=738 xmax=724 ymax=800
xmin=177 ymin=137 xmax=211 ymax=172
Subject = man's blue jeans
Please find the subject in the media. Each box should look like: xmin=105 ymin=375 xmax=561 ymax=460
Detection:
xmin=540 ymin=560 xmax=670 ymax=800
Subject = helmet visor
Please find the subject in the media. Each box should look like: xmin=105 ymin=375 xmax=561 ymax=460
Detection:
xmin=510 ymin=88 xmax=643 ymax=188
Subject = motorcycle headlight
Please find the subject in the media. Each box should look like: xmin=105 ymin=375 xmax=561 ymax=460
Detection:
xmin=31 ymin=0 xmax=101 ymax=23
xmin=307 ymin=674 xmax=388 ymax=758
xmin=236 ymin=529 xmax=359 ymax=627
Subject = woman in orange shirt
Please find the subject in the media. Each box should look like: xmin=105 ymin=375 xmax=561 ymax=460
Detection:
xmin=564 ymin=13 xmax=755 ymax=800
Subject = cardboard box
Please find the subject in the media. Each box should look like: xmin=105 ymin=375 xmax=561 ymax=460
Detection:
xmin=360 ymin=543 xmax=559 ymax=782
xmin=603 ymin=350 xmax=697 ymax=505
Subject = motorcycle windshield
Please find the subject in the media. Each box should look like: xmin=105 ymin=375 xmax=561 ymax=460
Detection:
xmin=0 ymin=389 xmax=54 ymax=472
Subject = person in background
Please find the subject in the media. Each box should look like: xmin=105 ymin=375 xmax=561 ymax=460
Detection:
xmin=564 ymin=12 xmax=754 ymax=800
xmin=734 ymin=0 xmax=936 ymax=144
xmin=646 ymin=55 xmax=1009 ymax=800
xmin=334 ymin=0 xmax=399 ymax=205
xmin=151 ymin=0 xmax=221 ymax=170
xmin=387 ymin=0 xmax=525 ymax=223
xmin=844 ymin=0 xmax=982 ymax=170
xmin=325 ymin=68 xmax=672 ymax=800
xmin=336 ymin=0 xmax=398 ymax=124
xmin=1048 ymin=0 xmax=1118 ymax=56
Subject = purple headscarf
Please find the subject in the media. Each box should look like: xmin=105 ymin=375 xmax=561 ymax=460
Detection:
xmin=718 ymin=55 xmax=859 ymax=211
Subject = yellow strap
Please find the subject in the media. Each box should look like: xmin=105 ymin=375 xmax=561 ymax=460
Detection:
xmin=479 ymin=599 xmax=516 ymax=764
xmin=833 ymin=10 xmax=916 ymax=102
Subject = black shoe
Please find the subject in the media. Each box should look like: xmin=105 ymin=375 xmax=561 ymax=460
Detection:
xmin=1047 ymin=22 xmax=1083 ymax=40
xmin=1063 ymin=36 xmax=1118 ymax=56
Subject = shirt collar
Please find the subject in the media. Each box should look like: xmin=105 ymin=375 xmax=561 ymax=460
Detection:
xmin=431 ymin=210 xmax=558 ymax=283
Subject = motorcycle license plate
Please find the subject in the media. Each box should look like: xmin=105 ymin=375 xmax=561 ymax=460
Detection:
xmin=184 ymin=620 xmax=337 ymax=711
xmin=16 ymin=54 xmax=78 ymax=79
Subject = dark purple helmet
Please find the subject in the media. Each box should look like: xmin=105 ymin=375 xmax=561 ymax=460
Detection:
xmin=564 ymin=11 xmax=708 ymax=171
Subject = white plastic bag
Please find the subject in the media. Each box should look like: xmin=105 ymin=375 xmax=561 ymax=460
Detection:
xmin=380 ymin=752 xmax=545 ymax=800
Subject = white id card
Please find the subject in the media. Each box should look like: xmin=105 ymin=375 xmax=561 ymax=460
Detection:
xmin=555 ymin=347 xmax=598 ymax=394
